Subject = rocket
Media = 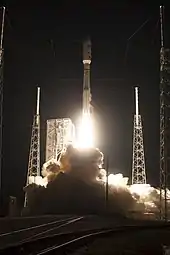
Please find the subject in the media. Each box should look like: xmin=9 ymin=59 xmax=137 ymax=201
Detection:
xmin=82 ymin=37 xmax=92 ymax=115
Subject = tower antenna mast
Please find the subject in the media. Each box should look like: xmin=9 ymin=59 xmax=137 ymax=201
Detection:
xmin=132 ymin=86 xmax=146 ymax=184
xmin=0 ymin=7 xmax=5 ymax=51
xmin=159 ymin=5 xmax=170 ymax=221
xmin=160 ymin=5 xmax=164 ymax=49
xmin=0 ymin=7 xmax=5 ymax=193
xmin=24 ymin=87 xmax=41 ymax=207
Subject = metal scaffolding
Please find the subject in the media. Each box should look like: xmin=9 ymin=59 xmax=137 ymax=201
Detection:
xmin=0 ymin=7 xmax=5 ymax=195
xmin=24 ymin=87 xmax=40 ymax=207
xmin=132 ymin=87 xmax=146 ymax=184
xmin=45 ymin=118 xmax=75 ymax=162
xmin=159 ymin=6 xmax=170 ymax=220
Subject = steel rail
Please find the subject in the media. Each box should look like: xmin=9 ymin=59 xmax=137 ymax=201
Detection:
xmin=0 ymin=216 xmax=75 ymax=238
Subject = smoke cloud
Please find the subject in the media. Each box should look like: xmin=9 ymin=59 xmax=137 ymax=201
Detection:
xmin=23 ymin=145 xmax=170 ymax=218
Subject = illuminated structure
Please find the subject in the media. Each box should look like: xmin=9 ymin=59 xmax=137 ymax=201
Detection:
xmin=159 ymin=6 xmax=170 ymax=220
xmin=132 ymin=87 xmax=146 ymax=184
xmin=45 ymin=118 xmax=75 ymax=162
xmin=24 ymin=87 xmax=40 ymax=207
xmin=0 ymin=7 xmax=5 ymax=193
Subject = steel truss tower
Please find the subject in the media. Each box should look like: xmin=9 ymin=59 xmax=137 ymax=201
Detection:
xmin=24 ymin=87 xmax=40 ymax=207
xmin=45 ymin=118 xmax=75 ymax=162
xmin=132 ymin=87 xmax=146 ymax=184
xmin=0 ymin=7 xmax=5 ymax=194
xmin=159 ymin=6 xmax=170 ymax=220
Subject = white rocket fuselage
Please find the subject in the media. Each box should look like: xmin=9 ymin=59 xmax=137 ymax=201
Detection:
xmin=83 ymin=38 xmax=91 ymax=115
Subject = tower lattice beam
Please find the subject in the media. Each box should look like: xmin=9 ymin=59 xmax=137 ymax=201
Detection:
xmin=24 ymin=87 xmax=40 ymax=207
xmin=159 ymin=5 xmax=170 ymax=221
xmin=0 ymin=7 xmax=5 ymax=195
xmin=132 ymin=87 xmax=146 ymax=185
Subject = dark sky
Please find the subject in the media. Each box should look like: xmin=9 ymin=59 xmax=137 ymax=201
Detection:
xmin=1 ymin=1 xmax=170 ymax=203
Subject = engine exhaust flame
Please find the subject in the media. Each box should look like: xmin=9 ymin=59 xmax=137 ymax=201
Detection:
xmin=76 ymin=113 xmax=94 ymax=148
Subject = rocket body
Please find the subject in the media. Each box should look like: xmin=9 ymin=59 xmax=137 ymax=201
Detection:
xmin=83 ymin=38 xmax=92 ymax=115
xmin=78 ymin=38 xmax=93 ymax=148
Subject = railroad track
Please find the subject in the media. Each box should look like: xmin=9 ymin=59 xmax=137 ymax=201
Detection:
xmin=1 ymin=222 xmax=170 ymax=255
xmin=0 ymin=227 xmax=110 ymax=255
xmin=34 ymin=224 xmax=170 ymax=255
xmin=0 ymin=216 xmax=84 ymax=250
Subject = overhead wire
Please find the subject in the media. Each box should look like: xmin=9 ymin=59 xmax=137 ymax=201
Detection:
xmin=124 ymin=17 xmax=151 ymax=66
xmin=124 ymin=13 xmax=161 ymax=67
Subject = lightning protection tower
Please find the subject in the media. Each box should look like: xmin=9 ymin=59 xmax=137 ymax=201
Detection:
xmin=24 ymin=87 xmax=40 ymax=207
xmin=0 ymin=7 xmax=5 ymax=195
xmin=159 ymin=6 xmax=170 ymax=221
xmin=132 ymin=86 xmax=146 ymax=184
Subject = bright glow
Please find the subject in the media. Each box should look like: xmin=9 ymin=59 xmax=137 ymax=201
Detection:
xmin=76 ymin=113 xmax=94 ymax=148
xmin=108 ymin=173 xmax=129 ymax=187
xmin=28 ymin=176 xmax=47 ymax=186
xmin=129 ymin=184 xmax=153 ymax=198
xmin=98 ymin=170 xmax=129 ymax=188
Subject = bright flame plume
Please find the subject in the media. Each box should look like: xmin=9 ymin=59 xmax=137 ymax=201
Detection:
xmin=76 ymin=113 xmax=94 ymax=148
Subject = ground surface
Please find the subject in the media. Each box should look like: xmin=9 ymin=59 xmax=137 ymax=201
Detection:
xmin=0 ymin=215 xmax=170 ymax=254
xmin=72 ymin=228 xmax=170 ymax=255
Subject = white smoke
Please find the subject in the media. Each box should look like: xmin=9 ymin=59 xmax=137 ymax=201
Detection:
xmin=24 ymin=145 xmax=170 ymax=217
xmin=99 ymin=169 xmax=170 ymax=214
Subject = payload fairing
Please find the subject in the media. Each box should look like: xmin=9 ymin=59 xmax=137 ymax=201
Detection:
xmin=82 ymin=38 xmax=92 ymax=115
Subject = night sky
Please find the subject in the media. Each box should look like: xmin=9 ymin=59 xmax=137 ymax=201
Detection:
xmin=1 ymin=2 xmax=170 ymax=208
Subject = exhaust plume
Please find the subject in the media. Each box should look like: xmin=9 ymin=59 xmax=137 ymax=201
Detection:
xmin=23 ymin=145 xmax=170 ymax=218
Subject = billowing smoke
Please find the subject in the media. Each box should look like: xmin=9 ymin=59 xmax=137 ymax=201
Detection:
xmin=23 ymin=145 xmax=170 ymax=218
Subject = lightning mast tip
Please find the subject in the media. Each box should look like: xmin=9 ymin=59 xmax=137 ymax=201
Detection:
xmin=135 ymin=86 xmax=139 ymax=126
xmin=0 ymin=6 xmax=5 ymax=50
xmin=36 ymin=87 xmax=40 ymax=124
xmin=160 ymin=5 xmax=164 ymax=48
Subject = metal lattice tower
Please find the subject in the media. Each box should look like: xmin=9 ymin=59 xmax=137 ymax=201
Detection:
xmin=159 ymin=6 xmax=170 ymax=220
xmin=45 ymin=118 xmax=75 ymax=162
xmin=0 ymin=7 xmax=5 ymax=194
xmin=132 ymin=87 xmax=146 ymax=184
xmin=24 ymin=87 xmax=40 ymax=207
